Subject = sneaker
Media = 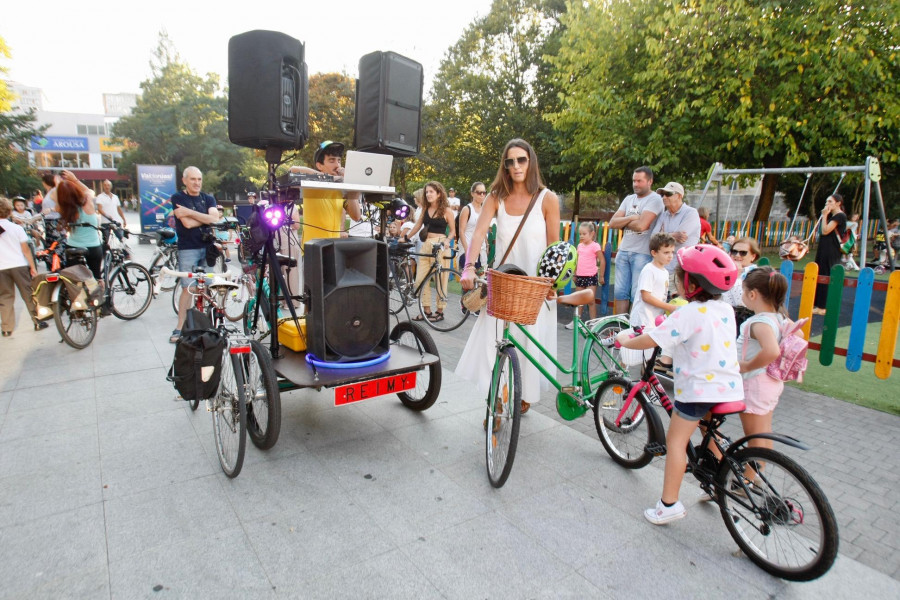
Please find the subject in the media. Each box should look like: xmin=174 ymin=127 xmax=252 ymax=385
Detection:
xmin=644 ymin=500 xmax=686 ymax=525
xmin=564 ymin=320 xmax=574 ymax=330
xmin=169 ymin=329 xmax=181 ymax=344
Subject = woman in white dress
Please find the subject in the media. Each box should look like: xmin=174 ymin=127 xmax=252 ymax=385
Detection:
xmin=458 ymin=181 xmax=488 ymax=269
xmin=457 ymin=139 xmax=560 ymax=412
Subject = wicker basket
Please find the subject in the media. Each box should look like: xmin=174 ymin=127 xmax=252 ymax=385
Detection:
xmin=486 ymin=269 xmax=553 ymax=325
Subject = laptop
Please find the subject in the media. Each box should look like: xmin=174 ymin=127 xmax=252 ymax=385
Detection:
xmin=342 ymin=151 xmax=393 ymax=187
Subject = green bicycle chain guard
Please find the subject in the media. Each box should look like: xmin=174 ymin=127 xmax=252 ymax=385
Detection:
xmin=556 ymin=391 xmax=588 ymax=421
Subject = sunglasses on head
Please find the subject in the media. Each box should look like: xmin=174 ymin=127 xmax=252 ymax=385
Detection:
xmin=730 ymin=249 xmax=749 ymax=257
xmin=504 ymin=156 xmax=529 ymax=169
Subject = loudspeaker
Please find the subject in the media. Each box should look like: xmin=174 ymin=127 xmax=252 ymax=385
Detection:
xmin=304 ymin=238 xmax=390 ymax=363
xmin=228 ymin=30 xmax=308 ymax=150
xmin=354 ymin=51 xmax=423 ymax=157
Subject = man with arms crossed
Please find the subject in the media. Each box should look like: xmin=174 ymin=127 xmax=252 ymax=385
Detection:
xmin=169 ymin=166 xmax=219 ymax=343
xmin=651 ymin=181 xmax=701 ymax=292
xmin=608 ymin=166 xmax=664 ymax=315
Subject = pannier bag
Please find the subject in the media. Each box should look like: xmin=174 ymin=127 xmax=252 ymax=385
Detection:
xmin=168 ymin=309 xmax=226 ymax=400
xmin=31 ymin=264 xmax=101 ymax=320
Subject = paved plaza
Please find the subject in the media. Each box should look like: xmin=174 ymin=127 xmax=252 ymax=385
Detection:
xmin=1 ymin=220 xmax=898 ymax=598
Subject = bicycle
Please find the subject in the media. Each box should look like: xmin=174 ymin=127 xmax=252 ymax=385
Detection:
xmin=165 ymin=220 xmax=234 ymax=314
xmin=594 ymin=336 xmax=838 ymax=581
xmin=137 ymin=227 xmax=179 ymax=294
xmin=388 ymin=240 xmax=472 ymax=332
xmin=483 ymin=279 xmax=629 ymax=488
xmin=162 ymin=266 xmax=282 ymax=477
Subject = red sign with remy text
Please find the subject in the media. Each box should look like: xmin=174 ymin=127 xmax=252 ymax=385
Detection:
xmin=335 ymin=372 xmax=417 ymax=406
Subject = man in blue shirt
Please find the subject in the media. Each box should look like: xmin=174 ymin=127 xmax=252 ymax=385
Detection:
xmin=169 ymin=166 xmax=219 ymax=343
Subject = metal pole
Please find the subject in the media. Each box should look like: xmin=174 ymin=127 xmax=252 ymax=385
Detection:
xmin=873 ymin=181 xmax=895 ymax=271
xmin=715 ymin=182 xmax=721 ymax=224
xmin=788 ymin=173 xmax=812 ymax=238
xmin=861 ymin=162 xmax=871 ymax=266
xmin=719 ymin=165 xmax=866 ymax=176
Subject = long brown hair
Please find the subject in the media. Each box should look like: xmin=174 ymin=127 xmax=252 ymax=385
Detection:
xmin=424 ymin=181 xmax=449 ymax=218
xmin=56 ymin=181 xmax=88 ymax=226
xmin=489 ymin=138 xmax=545 ymax=200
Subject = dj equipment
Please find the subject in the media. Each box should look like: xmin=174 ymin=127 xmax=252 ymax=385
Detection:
xmin=354 ymin=51 xmax=423 ymax=157
xmin=277 ymin=172 xmax=337 ymax=188
xmin=304 ymin=238 xmax=390 ymax=363
xmin=228 ymin=30 xmax=309 ymax=150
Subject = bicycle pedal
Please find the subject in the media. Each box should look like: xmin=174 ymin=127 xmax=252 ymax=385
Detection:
xmin=645 ymin=442 xmax=667 ymax=457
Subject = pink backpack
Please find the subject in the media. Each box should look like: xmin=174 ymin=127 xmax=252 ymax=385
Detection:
xmin=766 ymin=318 xmax=810 ymax=383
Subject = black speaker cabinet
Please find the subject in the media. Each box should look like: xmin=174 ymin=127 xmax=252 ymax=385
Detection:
xmin=304 ymin=238 xmax=390 ymax=363
xmin=228 ymin=30 xmax=309 ymax=150
xmin=354 ymin=51 xmax=424 ymax=157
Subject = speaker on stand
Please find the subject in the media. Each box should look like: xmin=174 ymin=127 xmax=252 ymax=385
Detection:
xmin=354 ymin=51 xmax=424 ymax=157
xmin=304 ymin=238 xmax=390 ymax=363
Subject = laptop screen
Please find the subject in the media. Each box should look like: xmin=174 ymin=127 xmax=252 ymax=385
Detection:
xmin=342 ymin=151 xmax=393 ymax=187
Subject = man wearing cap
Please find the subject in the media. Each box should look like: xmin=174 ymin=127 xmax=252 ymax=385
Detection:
xmin=289 ymin=141 xmax=361 ymax=243
xmin=608 ymin=166 xmax=664 ymax=315
xmin=650 ymin=181 xmax=701 ymax=290
xmin=447 ymin=187 xmax=460 ymax=215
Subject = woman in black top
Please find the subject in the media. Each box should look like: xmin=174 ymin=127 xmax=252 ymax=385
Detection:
xmin=403 ymin=181 xmax=457 ymax=321
xmin=812 ymin=193 xmax=847 ymax=314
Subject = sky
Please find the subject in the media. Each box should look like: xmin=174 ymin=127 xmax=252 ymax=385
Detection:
xmin=2 ymin=0 xmax=494 ymax=114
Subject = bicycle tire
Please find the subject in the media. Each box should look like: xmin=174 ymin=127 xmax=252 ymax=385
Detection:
xmin=486 ymin=346 xmax=522 ymax=488
xmin=418 ymin=267 xmax=469 ymax=332
xmin=223 ymin=278 xmax=252 ymax=322
xmin=389 ymin=321 xmax=441 ymax=410
xmin=245 ymin=339 xmax=281 ymax=449
xmin=593 ymin=377 xmax=653 ymax=469
xmin=109 ymin=263 xmax=153 ymax=320
xmin=150 ymin=250 xmax=178 ymax=292
xmin=389 ymin=258 xmax=413 ymax=316
xmin=189 ymin=397 xmax=199 ymax=411
xmin=171 ymin=279 xmax=181 ymax=315
xmin=243 ymin=288 xmax=272 ymax=339
xmin=581 ymin=319 xmax=628 ymax=397
xmin=212 ymin=351 xmax=247 ymax=478
xmin=53 ymin=285 xmax=98 ymax=350
xmin=716 ymin=447 xmax=838 ymax=581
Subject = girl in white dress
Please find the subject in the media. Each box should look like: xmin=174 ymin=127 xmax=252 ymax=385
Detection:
xmin=457 ymin=139 xmax=560 ymax=412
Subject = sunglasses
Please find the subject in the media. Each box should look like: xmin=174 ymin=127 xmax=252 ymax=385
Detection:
xmin=473 ymin=190 xmax=487 ymax=195
xmin=661 ymin=191 xmax=674 ymax=197
xmin=730 ymin=249 xmax=750 ymax=257
xmin=504 ymin=156 xmax=529 ymax=169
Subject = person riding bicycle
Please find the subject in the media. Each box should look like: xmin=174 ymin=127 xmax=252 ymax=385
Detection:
xmin=618 ymin=244 xmax=743 ymax=525
xmin=56 ymin=171 xmax=103 ymax=281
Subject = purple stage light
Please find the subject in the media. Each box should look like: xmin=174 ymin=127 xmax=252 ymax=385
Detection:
xmin=263 ymin=205 xmax=285 ymax=229
xmin=391 ymin=198 xmax=410 ymax=220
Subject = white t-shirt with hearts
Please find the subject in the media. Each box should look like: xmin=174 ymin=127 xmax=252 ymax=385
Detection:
xmin=648 ymin=299 xmax=744 ymax=404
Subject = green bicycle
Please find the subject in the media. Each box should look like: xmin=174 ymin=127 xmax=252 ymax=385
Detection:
xmin=485 ymin=283 xmax=628 ymax=487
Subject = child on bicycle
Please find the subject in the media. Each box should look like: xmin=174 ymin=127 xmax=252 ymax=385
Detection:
xmin=618 ymin=244 xmax=743 ymax=524
xmin=566 ymin=222 xmax=605 ymax=328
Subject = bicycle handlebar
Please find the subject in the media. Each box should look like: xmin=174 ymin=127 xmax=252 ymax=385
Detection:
xmin=160 ymin=267 xmax=236 ymax=281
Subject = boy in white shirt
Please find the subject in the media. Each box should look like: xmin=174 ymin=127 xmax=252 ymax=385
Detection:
xmin=630 ymin=233 xmax=679 ymax=373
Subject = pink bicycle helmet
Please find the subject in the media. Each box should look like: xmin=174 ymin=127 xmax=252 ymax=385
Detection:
xmin=676 ymin=244 xmax=739 ymax=298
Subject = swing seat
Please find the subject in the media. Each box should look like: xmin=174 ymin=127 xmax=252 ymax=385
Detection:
xmin=779 ymin=239 xmax=808 ymax=261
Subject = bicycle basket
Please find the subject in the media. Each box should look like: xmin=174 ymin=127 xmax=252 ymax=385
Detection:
xmin=486 ymin=268 xmax=552 ymax=325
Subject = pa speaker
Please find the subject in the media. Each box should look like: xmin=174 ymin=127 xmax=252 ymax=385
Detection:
xmin=228 ymin=30 xmax=308 ymax=150
xmin=304 ymin=238 xmax=390 ymax=363
xmin=354 ymin=51 xmax=423 ymax=157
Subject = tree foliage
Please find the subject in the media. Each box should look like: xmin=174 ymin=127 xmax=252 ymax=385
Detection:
xmin=113 ymin=32 xmax=257 ymax=197
xmin=549 ymin=0 xmax=900 ymax=217
xmin=0 ymin=35 xmax=44 ymax=196
xmin=412 ymin=0 xmax=568 ymax=198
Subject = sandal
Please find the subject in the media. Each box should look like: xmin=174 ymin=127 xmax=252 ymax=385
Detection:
xmin=413 ymin=312 xmax=432 ymax=322
xmin=430 ymin=312 xmax=445 ymax=322
xmin=520 ymin=400 xmax=530 ymax=415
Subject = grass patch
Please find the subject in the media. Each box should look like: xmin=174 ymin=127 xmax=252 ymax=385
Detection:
xmin=794 ymin=323 xmax=900 ymax=416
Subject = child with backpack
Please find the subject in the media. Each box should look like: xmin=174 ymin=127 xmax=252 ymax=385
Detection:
xmin=618 ymin=245 xmax=743 ymax=524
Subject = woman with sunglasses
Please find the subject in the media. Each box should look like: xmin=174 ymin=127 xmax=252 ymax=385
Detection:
xmin=812 ymin=194 xmax=848 ymax=315
xmin=458 ymin=182 xmax=488 ymax=271
xmin=458 ymin=139 xmax=560 ymax=413
xmin=721 ymin=236 xmax=761 ymax=331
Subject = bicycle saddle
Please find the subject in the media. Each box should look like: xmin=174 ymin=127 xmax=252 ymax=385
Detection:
xmin=557 ymin=288 xmax=595 ymax=307
xmin=709 ymin=401 xmax=746 ymax=415
xmin=157 ymin=228 xmax=177 ymax=242
xmin=65 ymin=247 xmax=88 ymax=259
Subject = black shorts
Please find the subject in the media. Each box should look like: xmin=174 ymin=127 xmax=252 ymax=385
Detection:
xmin=574 ymin=274 xmax=598 ymax=288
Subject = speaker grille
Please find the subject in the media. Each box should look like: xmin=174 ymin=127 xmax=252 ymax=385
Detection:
xmin=323 ymin=286 xmax=389 ymax=357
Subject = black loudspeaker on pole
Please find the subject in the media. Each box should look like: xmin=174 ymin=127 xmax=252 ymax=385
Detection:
xmin=355 ymin=51 xmax=424 ymax=157
xmin=228 ymin=30 xmax=309 ymax=151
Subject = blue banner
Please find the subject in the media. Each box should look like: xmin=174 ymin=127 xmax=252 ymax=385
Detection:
xmin=136 ymin=165 xmax=177 ymax=233
xmin=30 ymin=136 xmax=89 ymax=151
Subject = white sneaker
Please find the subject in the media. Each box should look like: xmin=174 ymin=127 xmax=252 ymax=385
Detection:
xmin=644 ymin=500 xmax=686 ymax=525
xmin=698 ymin=488 xmax=716 ymax=502
xmin=564 ymin=320 xmax=574 ymax=330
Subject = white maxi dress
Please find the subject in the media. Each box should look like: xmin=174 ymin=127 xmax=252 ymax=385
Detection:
xmin=455 ymin=190 xmax=558 ymax=404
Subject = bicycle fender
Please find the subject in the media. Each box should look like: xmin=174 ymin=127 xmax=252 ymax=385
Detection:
xmin=725 ymin=432 xmax=810 ymax=456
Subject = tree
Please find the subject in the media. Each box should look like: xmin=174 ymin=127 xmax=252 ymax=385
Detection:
xmin=413 ymin=0 xmax=568 ymax=197
xmin=113 ymin=32 xmax=257 ymax=197
xmin=549 ymin=0 xmax=900 ymax=218
xmin=0 ymin=35 xmax=44 ymax=196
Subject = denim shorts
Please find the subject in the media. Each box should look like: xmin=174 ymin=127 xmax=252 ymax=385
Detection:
xmin=177 ymin=248 xmax=206 ymax=288
xmin=673 ymin=401 xmax=712 ymax=421
xmin=614 ymin=250 xmax=653 ymax=301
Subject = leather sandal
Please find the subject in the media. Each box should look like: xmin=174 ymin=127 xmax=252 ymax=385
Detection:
xmin=520 ymin=400 xmax=530 ymax=415
xmin=430 ymin=312 xmax=445 ymax=322
xmin=413 ymin=312 xmax=432 ymax=322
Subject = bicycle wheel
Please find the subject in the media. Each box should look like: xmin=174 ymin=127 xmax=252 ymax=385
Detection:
xmin=486 ymin=346 xmax=522 ymax=488
xmin=211 ymin=352 xmax=247 ymax=478
xmin=223 ymin=278 xmax=253 ymax=322
xmin=242 ymin=289 xmax=272 ymax=339
xmin=109 ymin=263 xmax=153 ymax=320
xmin=171 ymin=279 xmax=182 ymax=315
xmin=593 ymin=377 xmax=652 ymax=469
xmin=585 ymin=319 xmax=628 ymax=382
xmin=245 ymin=339 xmax=281 ymax=450
xmin=150 ymin=250 xmax=178 ymax=292
xmin=389 ymin=321 xmax=441 ymax=410
xmin=389 ymin=259 xmax=413 ymax=316
xmin=418 ymin=267 xmax=469 ymax=332
xmin=716 ymin=447 xmax=838 ymax=581
xmin=53 ymin=285 xmax=98 ymax=350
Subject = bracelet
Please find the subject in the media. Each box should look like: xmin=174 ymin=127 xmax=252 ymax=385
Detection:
xmin=464 ymin=262 xmax=475 ymax=268
xmin=463 ymin=265 xmax=476 ymax=272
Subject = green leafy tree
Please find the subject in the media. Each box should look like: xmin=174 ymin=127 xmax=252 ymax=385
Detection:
xmin=549 ymin=0 xmax=900 ymax=219
xmin=113 ymin=32 xmax=257 ymax=197
xmin=0 ymin=36 xmax=44 ymax=196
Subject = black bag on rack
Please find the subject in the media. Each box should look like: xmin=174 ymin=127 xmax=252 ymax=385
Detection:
xmin=167 ymin=309 xmax=226 ymax=401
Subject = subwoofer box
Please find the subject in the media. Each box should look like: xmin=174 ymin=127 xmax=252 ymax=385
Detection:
xmin=354 ymin=51 xmax=423 ymax=157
